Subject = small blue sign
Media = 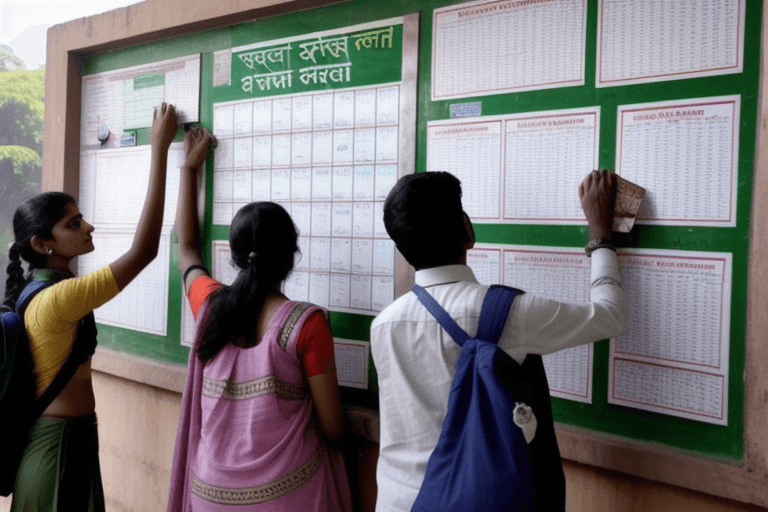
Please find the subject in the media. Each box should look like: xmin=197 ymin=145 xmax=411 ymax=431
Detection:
xmin=450 ymin=101 xmax=481 ymax=118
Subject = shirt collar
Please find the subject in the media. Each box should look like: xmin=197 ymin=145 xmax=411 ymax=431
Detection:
xmin=414 ymin=265 xmax=478 ymax=288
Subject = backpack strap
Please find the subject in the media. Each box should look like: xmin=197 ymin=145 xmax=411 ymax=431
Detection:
xmin=15 ymin=280 xmax=50 ymax=314
xmin=475 ymin=285 xmax=524 ymax=345
xmin=15 ymin=274 xmax=98 ymax=418
xmin=412 ymin=285 xmax=470 ymax=346
xmin=413 ymin=284 xmax=523 ymax=348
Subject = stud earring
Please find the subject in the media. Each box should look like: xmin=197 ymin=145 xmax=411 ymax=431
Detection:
xmin=45 ymin=246 xmax=52 ymax=255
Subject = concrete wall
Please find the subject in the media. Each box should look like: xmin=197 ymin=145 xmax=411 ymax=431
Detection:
xmin=93 ymin=372 xmax=181 ymax=512
xmin=86 ymin=372 xmax=767 ymax=512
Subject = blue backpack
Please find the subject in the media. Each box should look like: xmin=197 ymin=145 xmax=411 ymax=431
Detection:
xmin=410 ymin=284 xmax=535 ymax=512
xmin=0 ymin=271 xmax=98 ymax=496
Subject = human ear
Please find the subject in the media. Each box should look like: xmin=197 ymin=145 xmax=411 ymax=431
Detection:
xmin=30 ymin=235 xmax=51 ymax=255
xmin=463 ymin=212 xmax=475 ymax=250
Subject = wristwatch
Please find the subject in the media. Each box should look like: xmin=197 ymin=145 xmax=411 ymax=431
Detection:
xmin=584 ymin=238 xmax=616 ymax=257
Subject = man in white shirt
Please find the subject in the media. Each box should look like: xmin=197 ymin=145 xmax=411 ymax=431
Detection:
xmin=371 ymin=170 xmax=626 ymax=511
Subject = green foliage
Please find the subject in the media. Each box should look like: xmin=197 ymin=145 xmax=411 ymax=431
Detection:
xmin=0 ymin=44 xmax=26 ymax=71
xmin=0 ymin=46 xmax=43 ymax=300
xmin=0 ymin=66 xmax=45 ymax=151
xmin=0 ymin=145 xmax=41 ymax=187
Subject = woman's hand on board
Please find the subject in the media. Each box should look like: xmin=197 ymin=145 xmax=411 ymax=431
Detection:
xmin=183 ymin=126 xmax=212 ymax=171
xmin=151 ymin=102 xmax=178 ymax=151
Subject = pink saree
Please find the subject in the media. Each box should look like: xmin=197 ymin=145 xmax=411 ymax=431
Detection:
xmin=168 ymin=301 xmax=352 ymax=511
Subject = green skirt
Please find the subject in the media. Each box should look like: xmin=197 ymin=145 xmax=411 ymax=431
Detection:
xmin=11 ymin=414 xmax=105 ymax=512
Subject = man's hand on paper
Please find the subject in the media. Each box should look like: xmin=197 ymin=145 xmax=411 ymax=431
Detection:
xmin=151 ymin=102 xmax=178 ymax=150
xmin=579 ymin=169 xmax=616 ymax=240
xmin=183 ymin=126 xmax=212 ymax=171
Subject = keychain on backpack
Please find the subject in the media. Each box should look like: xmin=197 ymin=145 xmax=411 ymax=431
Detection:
xmin=513 ymin=402 xmax=537 ymax=444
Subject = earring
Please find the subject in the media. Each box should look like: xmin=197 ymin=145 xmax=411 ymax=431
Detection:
xmin=45 ymin=246 xmax=52 ymax=255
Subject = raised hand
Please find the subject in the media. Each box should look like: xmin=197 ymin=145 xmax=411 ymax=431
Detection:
xmin=579 ymin=169 xmax=616 ymax=240
xmin=182 ymin=126 xmax=212 ymax=171
xmin=151 ymin=102 xmax=178 ymax=150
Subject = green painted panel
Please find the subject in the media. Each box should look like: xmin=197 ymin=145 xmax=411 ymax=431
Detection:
xmin=83 ymin=0 xmax=761 ymax=459
xmin=216 ymin=24 xmax=403 ymax=103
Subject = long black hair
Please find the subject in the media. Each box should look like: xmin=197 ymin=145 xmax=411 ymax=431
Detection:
xmin=197 ymin=202 xmax=299 ymax=362
xmin=2 ymin=192 xmax=76 ymax=312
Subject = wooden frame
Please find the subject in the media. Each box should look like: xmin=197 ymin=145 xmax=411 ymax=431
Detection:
xmin=46 ymin=0 xmax=768 ymax=507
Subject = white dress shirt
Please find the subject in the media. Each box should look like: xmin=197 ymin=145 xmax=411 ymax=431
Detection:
xmin=370 ymin=248 xmax=626 ymax=512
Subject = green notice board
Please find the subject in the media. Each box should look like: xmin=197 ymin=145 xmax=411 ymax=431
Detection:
xmin=83 ymin=0 xmax=761 ymax=460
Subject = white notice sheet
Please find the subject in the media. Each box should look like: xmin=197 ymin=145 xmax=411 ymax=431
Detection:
xmin=616 ymin=96 xmax=740 ymax=227
xmin=432 ymin=0 xmax=586 ymax=100
xmin=466 ymin=246 xmax=502 ymax=286
xmin=78 ymin=143 xmax=195 ymax=339
xmin=428 ymin=107 xmax=599 ymax=224
xmin=609 ymin=249 xmax=732 ymax=425
xmin=334 ymin=338 xmax=370 ymax=389
xmin=427 ymin=121 xmax=502 ymax=220
xmin=212 ymin=241 xmax=239 ymax=286
xmin=77 ymin=229 xmax=170 ymax=336
xmin=597 ymin=0 xmax=745 ymax=87
xmin=83 ymin=143 xmax=187 ymax=228
xmin=80 ymin=55 xmax=201 ymax=148
xmin=505 ymin=108 xmax=599 ymax=222
xmin=467 ymin=244 xmax=594 ymax=403
xmin=212 ymin=83 xmax=401 ymax=316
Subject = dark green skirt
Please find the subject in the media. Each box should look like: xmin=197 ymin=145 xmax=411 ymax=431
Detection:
xmin=11 ymin=414 xmax=105 ymax=512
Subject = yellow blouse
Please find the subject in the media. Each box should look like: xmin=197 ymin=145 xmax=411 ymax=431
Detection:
xmin=24 ymin=265 xmax=119 ymax=395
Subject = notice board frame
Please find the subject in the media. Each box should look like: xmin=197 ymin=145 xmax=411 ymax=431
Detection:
xmin=41 ymin=0 xmax=767 ymax=506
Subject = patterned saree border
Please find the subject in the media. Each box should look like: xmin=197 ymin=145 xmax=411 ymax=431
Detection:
xmin=277 ymin=302 xmax=314 ymax=351
xmin=191 ymin=444 xmax=323 ymax=505
xmin=202 ymin=374 xmax=306 ymax=401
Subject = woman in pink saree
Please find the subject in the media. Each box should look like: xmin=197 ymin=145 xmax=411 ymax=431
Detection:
xmin=168 ymin=127 xmax=352 ymax=511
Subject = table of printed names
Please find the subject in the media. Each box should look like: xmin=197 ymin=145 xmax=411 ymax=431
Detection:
xmin=431 ymin=0 xmax=585 ymax=100
xmin=428 ymin=108 xmax=598 ymax=223
xmin=333 ymin=339 xmax=370 ymax=389
xmin=609 ymin=250 xmax=731 ymax=425
xmin=212 ymin=85 xmax=400 ymax=315
xmin=427 ymin=121 xmax=501 ymax=220
xmin=467 ymin=245 xmax=593 ymax=403
xmin=80 ymin=55 xmax=201 ymax=148
xmin=78 ymin=144 xmax=187 ymax=336
xmin=78 ymin=231 xmax=170 ymax=336
xmin=597 ymin=0 xmax=744 ymax=87
xmin=617 ymin=96 xmax=739 ymax=226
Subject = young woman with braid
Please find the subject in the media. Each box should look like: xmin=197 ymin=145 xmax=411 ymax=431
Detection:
xmin=167 ymin=127 xmax=351 ymax=511
xmin=2 ymin=103 xmax=181 ymax=511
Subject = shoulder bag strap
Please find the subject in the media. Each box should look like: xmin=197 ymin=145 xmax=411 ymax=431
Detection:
xmin=16 ymin=276 xmax=96 ymax=419
xmin=412 ymin=284 xmax=469 ymax=346
xmin=475 ymin=285 xmax=523 ymax=345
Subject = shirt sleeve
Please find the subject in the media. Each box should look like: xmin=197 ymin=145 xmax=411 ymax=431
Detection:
xmin=29 ymin=265 xmax=120 ymax=331
xmin=501 ymin=248 xmax=627 ymax=361
xmin=188 ymin=275 xmax=223 ymax=319
xmin=296 ymin=311 xmax=336 ymax=378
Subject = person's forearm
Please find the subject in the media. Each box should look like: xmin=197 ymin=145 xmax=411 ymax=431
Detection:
xmin=130 ymin=145 xmax=169 ymax=264
xmin=175 ymin=163 xmax=201 ymax=259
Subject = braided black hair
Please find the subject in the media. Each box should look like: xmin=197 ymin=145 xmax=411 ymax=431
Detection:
xmin=2 ymin=192 xmax=75 ymax=312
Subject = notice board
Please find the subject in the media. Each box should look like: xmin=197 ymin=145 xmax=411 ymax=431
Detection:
xmin=74 ymin=0 xmax=763 ymax=491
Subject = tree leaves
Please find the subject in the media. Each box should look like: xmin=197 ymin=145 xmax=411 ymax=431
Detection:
xmin=0 ymin=46 xmax=44 ymax=300
xmin=0 ymin=44 xmax=26 ymax=71
xmin=0 ymin=66 xmax=45 ymax=150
